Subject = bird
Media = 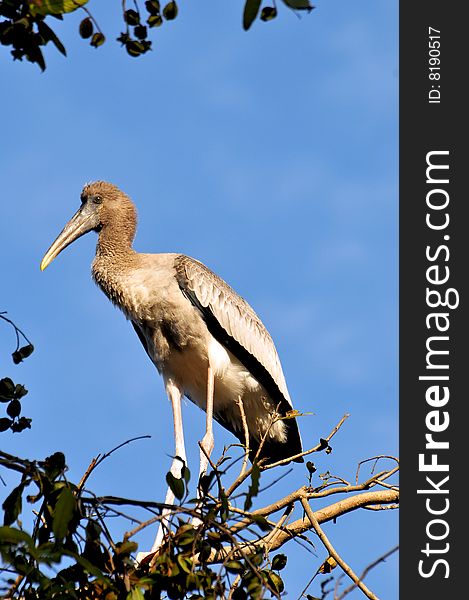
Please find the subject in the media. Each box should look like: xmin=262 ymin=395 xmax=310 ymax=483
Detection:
xmin=40 ymin=181 xmax=303 ymax=554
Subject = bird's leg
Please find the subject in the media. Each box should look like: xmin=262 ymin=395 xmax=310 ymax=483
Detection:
xmin=154 ymin=378 xmax=187 ymax=550
xmin=136 ymin=379 xmax=186 ymax=564
xmin=199 ymin=363 xmax=215 ymax=481
xmin=192 ymin=364 xmax=215 ymax=529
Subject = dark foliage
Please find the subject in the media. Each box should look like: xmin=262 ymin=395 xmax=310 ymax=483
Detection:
xmin=0 ymin=0 xmax=314 ymax=70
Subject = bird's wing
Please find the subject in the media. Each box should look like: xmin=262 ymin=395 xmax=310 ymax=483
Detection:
xmin=174 ymin=254 xmax=292 ymax=406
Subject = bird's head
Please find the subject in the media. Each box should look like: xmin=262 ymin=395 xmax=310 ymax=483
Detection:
xmin=40 ymin=181 xmax=137 ymax=271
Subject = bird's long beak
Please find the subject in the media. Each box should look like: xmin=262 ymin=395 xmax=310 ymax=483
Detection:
xmin=40 ymin=207 xmax=96 ymax=271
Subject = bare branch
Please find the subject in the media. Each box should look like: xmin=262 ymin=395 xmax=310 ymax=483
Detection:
xmin=300 ymin=497 xmax=378 ymax=600
xmin=78 ymin=436 xmax=151 ymax=491
xmin=355 ymin=455 xmax=399 ymax=485
xmin=201 ymin=489 xmax=398 ymax=564
xmin=262 ymin=413 xmax=350 ymax=470
xmin=335 ymin=545 xmax=399 ymax=600
xmin=225 ymin=414 xmax=350 ymax=499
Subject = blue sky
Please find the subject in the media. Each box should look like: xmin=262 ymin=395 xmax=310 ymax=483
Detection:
xmin=1 ymin=1 xmax=398 ymax=597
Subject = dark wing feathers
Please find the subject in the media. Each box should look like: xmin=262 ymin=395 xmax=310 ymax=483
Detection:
xmin=175 ymin=255 xmax=291 ymax=403
xmin=174 ymin=255 xmax=303 ymax=463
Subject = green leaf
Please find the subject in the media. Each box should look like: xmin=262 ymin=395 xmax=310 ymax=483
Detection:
xmin=251 ymin=514 xmax=272 ymax=532
xmin=250 ymin=547 xmax=264 ymax=567
xmin=134 ymin=25 xmax=148 ymax=40
xmin=11 ymin=345 xmax=34 ymax=365
xmin=166 ymin=471 xmax=185 ymax=500
xmin=0 ymin=378 xmax=15 ymax=401
xmin=62 ymin=548 xmax=111 ymax=581
xmin=260 ymin=7 xmax=277 ymax=21
xmin=125 ymin=9 xmax=140 ymax=25
xmin=127 ymin=588 xmax=145 ymax=600
xmin=282 ymin=0 xmax=314 ymax=10
xmin=267 ymin=570 xmax=284 ymax=593
xmin=271 ymin=553 xmax=287 ymax=571
xmin=18 ymin=344 xmax=34 ymax=360
xmin=29 ymin=0 xmax=89 ymax=17
xmin=145 ymin=0 xmax=161 ymax=14
xmin=181 ymin=463 xmax=191 ymax=485
xmin=10 ymin=417 xmax=32 ymax=433
xmin=85 ymin=519 xmax=102 ymax=541
xmin=147 ymin=14 xmax=163 ymax=27
xmin=2 ymin=483 xmax=25 ymax=526
xmin=0 ymin=417 xmax=12 ymax=432
xmin=176 ymin=523 xmax=196 ymax=546
xmin=79 ymin=17 xmax=93 ymax=39
xmin=197 ymin=540 xmax=212 ymax=562
xmin=12 ymin=351 xmax=23 ymax=364
xmin=14 ymin=384 xmax=28 ymax=399
xmin=114 ymin=540 xmax=138 ymax=556
xmin=162 ymin=1 xmax=178 ymax=20
xmin=52 ymin=486 xmax=76 ymax=540
xmin=90 ymin=32 xmax=106 ymax=48
xmin=198 ymin=471 xmax=215 ymax=496
xmin=0 ymin=525 xmax=34 ymax=547
xmin=7 ymin=399 xmax=21 ymax=418
xmin=125 ymin=40 xmax=147 ymax=57
xmin=225 ymin=560 xmax=244 ymax=573
xmin=176 ymin=554 xmax=193 ymax=573
xmin=220 ymin=490 xmax=229 ymax=522
xmin=43 ymin=451 xmax=66 ymax=477
xmin=243 ymin=0 xmax=262 ymax=31
xmin=244 ymin=462 xmax=260 ymax=511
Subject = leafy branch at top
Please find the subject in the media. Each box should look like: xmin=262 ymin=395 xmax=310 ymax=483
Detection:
xmin=0 ymin=311 xmax=34 ymax=365
xmin=1 ymin=312 xmax=33 ymax=434
xmin=0 ymin=0 xmax=315 ymax=71
xmin=0 ymin=417 xmax=398 ymax=599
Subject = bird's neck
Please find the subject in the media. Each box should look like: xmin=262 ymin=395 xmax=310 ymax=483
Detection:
xmin=92 ymin=233 xmax=138 ymax=313
xmin=95 ymin=220 xmax=136 ymax=262
xmin=92 ymin=221 xmax=138 ymax=295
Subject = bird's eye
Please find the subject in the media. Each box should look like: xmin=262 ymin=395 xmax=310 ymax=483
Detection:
xmin=93 ymin=195 xmax=103 ymax=204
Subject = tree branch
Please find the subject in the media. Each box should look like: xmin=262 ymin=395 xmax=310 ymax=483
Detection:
xmin=300 ymin=497 xmax=378 ymax=600
xmin=202 ymin=489 xmax=399 ymax=564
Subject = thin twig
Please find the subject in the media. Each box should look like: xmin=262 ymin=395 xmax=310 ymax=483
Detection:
xmin=124 ymin=515 xmax=162 ymax=542
xmin=254 ymin=409 xmax=279 ymax=463
xmin=78 ymin=455 xmax=100 ymax=492
xmin=264 ymin=413 xmax=350 ymax=470
xmin=355 ymin=455 xmax=399 ymax=485
xmin=94 ymin=435 xmax=151 ymax=469
xmin=0 ymin=311 xmax=33 ymax=349
xmin=225 ymin=414 xmax=350 ymax=500
xmin=335 ymin=545 xmax=399 ymax=600
xmin=300 ymin=497 xmax=378 ymax=600
xmin=78 ymin=435 xmax=151 ymax=491
xmin=264 ymin=503 xmax=294 ymax=551
xmin=227 ymin=574 xmax=242 ymax=600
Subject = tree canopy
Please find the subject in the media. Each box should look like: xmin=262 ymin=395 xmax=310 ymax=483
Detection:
xmin=0 ymin=0 xmax=314 ymax=70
